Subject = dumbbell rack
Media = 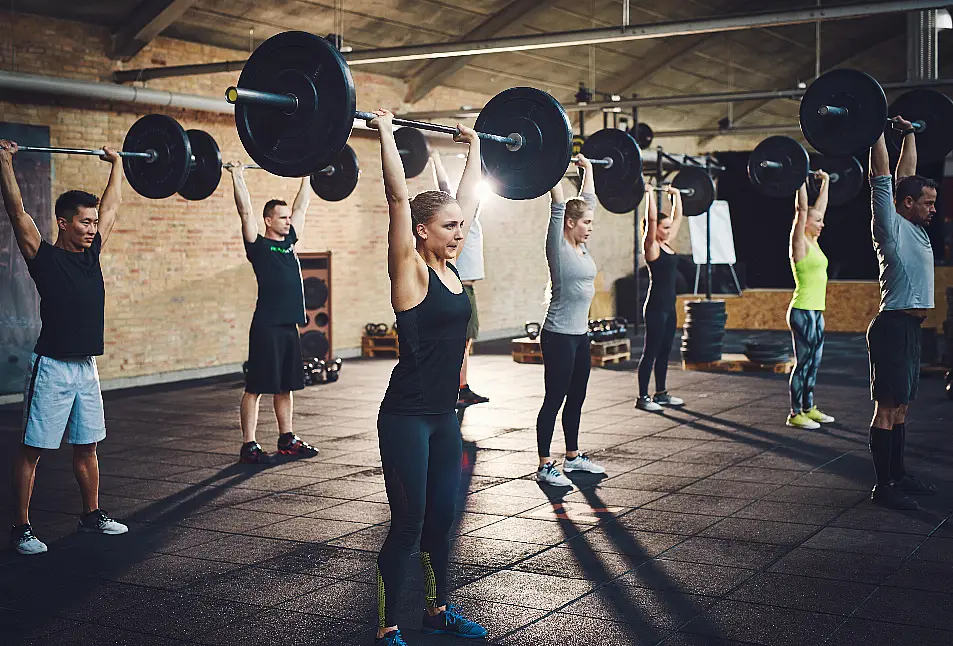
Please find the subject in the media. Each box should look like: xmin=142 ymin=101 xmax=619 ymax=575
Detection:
xmin=362 ymin=334 xmax=399 ymax=359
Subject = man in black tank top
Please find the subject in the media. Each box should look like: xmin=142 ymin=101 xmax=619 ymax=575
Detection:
xmin=227 ymin=163 xmax=318 ymax=465
xmin=2 ymin=139 xmax=128 ymax=555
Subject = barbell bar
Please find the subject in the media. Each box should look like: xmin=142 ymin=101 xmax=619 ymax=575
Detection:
xmin=12 ymin=146 xmax=157 ymax=162
xmin=227 ymin=31 xmax=571 ymax=199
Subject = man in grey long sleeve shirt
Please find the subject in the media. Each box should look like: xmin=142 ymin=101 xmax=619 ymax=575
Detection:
xmin=866 ymin=117 xmax=938 ymax=511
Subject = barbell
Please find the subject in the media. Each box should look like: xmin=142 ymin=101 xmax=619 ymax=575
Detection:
xmin=177 ymin=129 xmax=360 ymax=202
xmin=800 ymin=68 xmax=953 ymax=161
xmin=225 ymin=30 xmax=572 ymax=200
xmin=748 ymin=135 xmax=863 ymax=207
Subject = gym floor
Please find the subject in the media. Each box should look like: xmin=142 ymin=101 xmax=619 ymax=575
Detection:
xmin=2 ymin=335 xmax=951 ymax=646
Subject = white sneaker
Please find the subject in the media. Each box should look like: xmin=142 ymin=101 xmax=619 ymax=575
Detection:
xmin=536 ymin=462 xmax=572 ymax=487
xmin=653 ymin=392 xmax=684 ymax=406
xmin=11 ymin=524 xmax=48 ymax=555
xmin=786 ymin=412 xmax=821 ymax=430
xmin=563 ymin=453 xmax=606 ymax=474
xmin=636 ymin=396 xmax=663 ymax=412
xmin=78 ymin=510 xmax=128 ymax=535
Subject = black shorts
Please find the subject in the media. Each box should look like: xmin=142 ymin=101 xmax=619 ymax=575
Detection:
xmin=867 ymin=310 xmax=923 ymax=405
xmin=245 ymin=323 xmax=304 ymax=394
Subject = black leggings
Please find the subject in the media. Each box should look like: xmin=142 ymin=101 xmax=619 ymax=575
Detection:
xmin=638 ymin=305 xmax=677 ymax=398
xmin=376 ymin=411 xmax=462 ymax=628
xmin=787 ymin=307 xmax=825 ymax=413
xmin=536 ymin=329 xmax=590 ymax=457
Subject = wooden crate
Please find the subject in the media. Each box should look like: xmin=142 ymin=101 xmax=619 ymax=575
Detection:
xmin=362 ymin=334 xmax=399 ymax=358
xmin=512 ymin=337 xmax=543 ymax=364
xmin=682 ymin=353 xmax=795 ymax=374
xmin=590 ymin=338 xmax=631 ymax=367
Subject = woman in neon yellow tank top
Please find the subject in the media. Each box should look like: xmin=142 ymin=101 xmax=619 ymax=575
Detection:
xmin=786 ymin=172 xmax=835 ymax=430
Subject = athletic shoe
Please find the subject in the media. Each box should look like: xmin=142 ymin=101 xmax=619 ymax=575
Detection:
xmin=635 ymin=395 xmax=663 ymax=412
xmin=653 ymin=391 xmax=684 ymax=406
xmin=457 ymin=386 xmax=489 ymax=407
xmin=871 ymin=482 xmax=919 ymax=510
xmin=563 ymin=453 xmax=606 ymax=474
xmin=804 ymin=407 xmax=835 ymax=424
xmin=277 ymin=433 xmax=319 ymax=458
xmin=240 ymin=441 xmax=275 ymax=465
xmin=375 ymin=629 xmax=408 ymax=645
xmin=421 ymin=604 xmax=488 ymax=639
xmin=896 ymin=473 xmax=937 ymax=495
xmin=786 ymin=412 xmax=821 ymax=430
xmin=536 ymin=462 xmax=572 ymax=487
xmin=78 ymin=510 xmax=128 ymax=535
xmin=10 ymin=524 xmax=47 ymax=555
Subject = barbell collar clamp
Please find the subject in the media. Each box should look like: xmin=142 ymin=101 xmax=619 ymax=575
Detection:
xmin=759 ymin=160 xmax=784 ymax=169
xmin=818 ymin=105 xmax=849 ymax=117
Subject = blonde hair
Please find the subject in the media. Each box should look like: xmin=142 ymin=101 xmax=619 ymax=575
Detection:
xmin=564 ymin=197 xmax=591 ymax=225
xmin=409 ymin=190 xmax=458 ymax=238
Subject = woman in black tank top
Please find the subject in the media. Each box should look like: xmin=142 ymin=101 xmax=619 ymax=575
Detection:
xmin=637 ymin=185 xmax=687 ymax=412
xmin=366 ymin=110 xmax=487 ymax=646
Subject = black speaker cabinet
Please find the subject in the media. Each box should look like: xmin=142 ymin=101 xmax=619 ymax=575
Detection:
xmin=298 ymin=252 xmax=332 ymax=361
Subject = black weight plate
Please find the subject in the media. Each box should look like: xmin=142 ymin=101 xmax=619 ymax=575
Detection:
xmin=581 ymin=128 xmax=643 ymax=214
xmin=304 ymin=276 xmax=328 ymax=310
xmin=301 ymin=330 xmax=329 ymax=360
xmin=179 ymin=130 xmax=222 ymax=201
xmin=672 ymin=166 xmax=716 ymax=216
xmin=799 ymin=68 xmax=887 ymax=157
xmin=395 ymin=127 xmax=430 ymax=179
xmin=886 ymin=89 xmax=953 ymax=164
xmin=631 ymin=122 xmax=654 ymax=150
xmin=748 ymin=136 xmax=809 ymax=199
xmin=311 ymin=143 xmax=360 ymax=201
xmin=234 ymin=31 xmax=355 ymax=177
xmin=808 ymin=154 xmax=863 ymax=208
xmin=475 ymin=87 xmax=572 ymax=200
xmin=123 ymin=114 xmax=192 ymax=199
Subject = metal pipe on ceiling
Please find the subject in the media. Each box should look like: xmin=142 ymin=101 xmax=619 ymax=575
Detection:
xmin=111 ymin=0 xmax=946 ymax=83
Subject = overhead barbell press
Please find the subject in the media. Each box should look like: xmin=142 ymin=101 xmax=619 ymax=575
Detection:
xmin=225 ymin=30 xmax=572 ymax=200
xmin=748 ymin=135 xmax=863 ymax=207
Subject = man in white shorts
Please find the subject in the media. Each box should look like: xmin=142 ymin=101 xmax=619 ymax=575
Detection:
xmin=1 ymin=139 xmax=128 ymax=555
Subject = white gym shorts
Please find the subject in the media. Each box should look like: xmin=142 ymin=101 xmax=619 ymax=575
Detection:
xmin=21 ymin=353 xmax=106 ymax=449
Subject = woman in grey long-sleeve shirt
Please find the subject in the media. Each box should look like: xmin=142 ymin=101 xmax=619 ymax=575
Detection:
xmin=535 ymin=155 xmax=607 ymax=487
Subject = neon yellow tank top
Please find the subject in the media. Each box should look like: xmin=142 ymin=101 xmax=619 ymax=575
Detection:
xmin=790 ymin=240 xmax=828 ymax=311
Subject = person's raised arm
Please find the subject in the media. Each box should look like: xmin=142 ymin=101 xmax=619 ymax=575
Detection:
xmin=791 ymin=182 xmax=809 ymax=263
xmin=97 ymin=146 xmax=122 ymax=247
xmin=431 ymin=150 xmax=452 ymax=194
xmin=643 ymin=181 xmax=660 ymax=262
xmin=869 ymin=133 xmax=890 ymax=179
xmin=452 ymin=125 xmax=482 ymax=245
xmin=368 ymin=110 xmax=416 ymax=281
xmin=0 ymin=141 xmax=41 ymax=260
xmin=892 ymin=115 xmax=917 ymax=179
xmin=290 ymin=175 xmax=311 ymax=237
xmin=226 ymin=163 xmax=258 ymax=244
xmin=667 ymin=185 xmax=684 ymax=241
xmin=576 ymin=155 xmax=595 ymax=197
xmin=810 ymin=170 xmax=830 ymax=217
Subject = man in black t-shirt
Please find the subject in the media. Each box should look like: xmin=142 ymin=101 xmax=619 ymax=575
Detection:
xmin=227 ymin=162 xmax=319 ymax=464
xmin=1 ymin=140 xmax=129 ymax=556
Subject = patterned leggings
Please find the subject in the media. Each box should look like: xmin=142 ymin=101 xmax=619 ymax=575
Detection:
xmin=787 ymin=307 xmax=825 ymax=414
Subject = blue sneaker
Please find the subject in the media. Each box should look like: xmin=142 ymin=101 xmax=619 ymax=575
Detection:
xmin=376 ymin=629 xmax=408 ymax=645
xmin=421 ymin=604 xmax=488 ymax=639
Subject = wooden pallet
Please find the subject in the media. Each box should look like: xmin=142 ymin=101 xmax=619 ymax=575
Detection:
xmin=590 ymin=338 xmax=631 ymax=367
xmin=362 ymin=334 xmax=399 ymax=358
xmin=682 ymin=353 xmax=795 ymax=374
xmin=512 ymin=337 xmax=543 ymax=364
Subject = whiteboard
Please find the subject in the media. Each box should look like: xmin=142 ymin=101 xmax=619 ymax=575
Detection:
xmin=688 ymin=199 xmax=736 ymax=265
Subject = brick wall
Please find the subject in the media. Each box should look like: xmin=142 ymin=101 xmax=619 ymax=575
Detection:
xmin=0 ymin=11 xmax=634 ymax=381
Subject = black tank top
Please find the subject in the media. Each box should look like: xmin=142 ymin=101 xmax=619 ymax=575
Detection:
xmin=646 ymin=247 xmax=678 ymax=311
xmin=380 ymin=263 xmax=471 ymax=415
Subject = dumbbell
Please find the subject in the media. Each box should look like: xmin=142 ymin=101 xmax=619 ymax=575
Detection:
xmin=748 ymin=135 xmax=863 ymax=207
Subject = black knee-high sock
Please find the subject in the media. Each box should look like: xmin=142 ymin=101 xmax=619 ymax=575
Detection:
xmin=891 ymin=423 xmax=906 ymax=480
xmin=869 ymin=426 xmax=893 ymax=486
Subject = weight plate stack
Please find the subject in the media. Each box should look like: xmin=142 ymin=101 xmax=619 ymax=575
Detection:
xmin=681 ymin=300 xmax=727 ymax=363
xmin=743 ymin=340 xmax=790 ymax=365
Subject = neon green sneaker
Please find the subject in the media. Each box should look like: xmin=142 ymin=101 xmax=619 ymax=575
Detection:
xmin=786 ymin=412 xmax=820 ymax=430
xmin=804 ymin=406 xmax=835 ymax=424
